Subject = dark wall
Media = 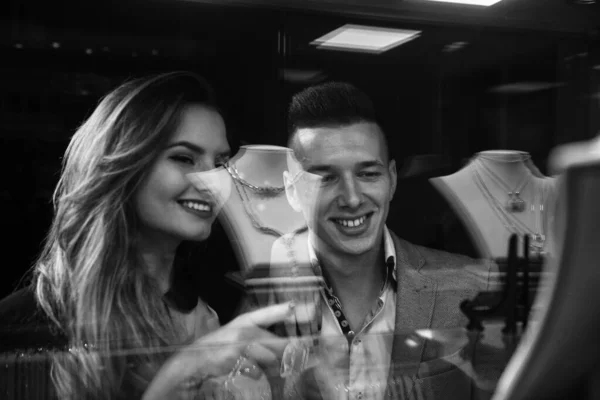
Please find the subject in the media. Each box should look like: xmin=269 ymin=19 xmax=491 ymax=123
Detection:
xmin=1 ymin=2 xmax=599 ymax=297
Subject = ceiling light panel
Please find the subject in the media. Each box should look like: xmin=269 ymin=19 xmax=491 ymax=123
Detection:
xmin=423 ymin=0 xmax=503 ymax=6
xmin=311 ymin=24 xmax=421 ymax=54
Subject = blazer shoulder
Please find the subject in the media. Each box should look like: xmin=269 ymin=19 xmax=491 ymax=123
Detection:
xmin=389 ymin=229 xmax=478 ymax=269
xmin=416 ymin=244 xmax=487 ymax=269
xmin=391 ymin=231 xmax=498 ymax=291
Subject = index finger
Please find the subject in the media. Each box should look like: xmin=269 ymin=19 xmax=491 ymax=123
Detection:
xmin=237 ymin=302 xmax=295 ymax=328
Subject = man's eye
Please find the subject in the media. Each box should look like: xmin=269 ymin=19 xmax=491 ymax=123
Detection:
xmin=359 ymin=171 xmax=382 ymax=178
xmin=320 ymin=175 xmax=336 ymax=183
xmin=171 ymin=155 xmax=194 ymax=165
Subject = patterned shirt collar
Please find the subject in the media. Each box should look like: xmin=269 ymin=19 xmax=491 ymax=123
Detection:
xmin=307 ymin=225 xmax=397 ymax=282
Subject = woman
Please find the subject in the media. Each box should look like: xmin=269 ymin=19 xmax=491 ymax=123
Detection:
xmin=0 ymin=71 xmax=291 ymax=399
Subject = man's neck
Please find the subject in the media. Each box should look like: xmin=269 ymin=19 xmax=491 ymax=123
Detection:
xmin=310 ymin=232 xmax=385 ymax=299
xmin=310 ymin=232 xmax=387 ymax=331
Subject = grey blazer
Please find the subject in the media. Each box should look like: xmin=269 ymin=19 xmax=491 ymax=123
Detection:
xmin=267 ymin=229 xmax=500 ymax=400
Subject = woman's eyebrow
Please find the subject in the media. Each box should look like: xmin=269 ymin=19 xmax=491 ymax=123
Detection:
xmin=165 ymin=141 xmax=205 ymax=154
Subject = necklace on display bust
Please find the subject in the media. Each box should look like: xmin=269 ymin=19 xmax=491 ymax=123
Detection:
xmin=225 ymin=162 xmax=306 ymax=238
xmin=225 ymin=163 xmax=285 ymax=197
xmin=475 ymin=159 xmax=530 ymax=213
xmin=472 ymin=167 xmax=548 ymax=256
xmin=528 ymin=179 xmax=551 ymax=255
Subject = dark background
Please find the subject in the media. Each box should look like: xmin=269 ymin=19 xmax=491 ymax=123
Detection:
xmin=1 ymin=0 xmax=600 ymax=301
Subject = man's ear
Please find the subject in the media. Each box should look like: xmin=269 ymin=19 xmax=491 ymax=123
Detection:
xmin=283 ymin=170 xmax=303 ymax=212
xmin=388 ymin=159 xmax=397 ymax=201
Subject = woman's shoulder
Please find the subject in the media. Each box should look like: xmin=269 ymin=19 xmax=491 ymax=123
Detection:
xmin=0 ymin=286 xmax=67 ymax=352
xmin=0 ymin=286 xmax=39 ymax=323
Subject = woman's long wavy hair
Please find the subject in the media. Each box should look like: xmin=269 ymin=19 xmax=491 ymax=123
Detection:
xmin=33 ymin=71 xmax=219 ymax=399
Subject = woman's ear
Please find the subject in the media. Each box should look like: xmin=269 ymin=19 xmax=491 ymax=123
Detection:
xmin=283 ymin=171 xmax=303 ymax=212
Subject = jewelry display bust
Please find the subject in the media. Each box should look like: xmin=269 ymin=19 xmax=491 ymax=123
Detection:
xmin=220 ymin=145 xmax=306 ymax=272
xmin=430 ymin=150 xmax=557 ymax=259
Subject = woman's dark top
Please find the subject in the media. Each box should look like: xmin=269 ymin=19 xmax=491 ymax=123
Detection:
xmin=0 ymin=237 xmax=244 ymax=400
xmin=0 ymin=287 xmax=67 ymax=351
xmin=0 ymin=287 xmax=65 ymax=400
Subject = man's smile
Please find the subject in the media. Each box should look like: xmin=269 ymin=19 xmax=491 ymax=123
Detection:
xmin=329 ymin=212 xmax=375 ymax=236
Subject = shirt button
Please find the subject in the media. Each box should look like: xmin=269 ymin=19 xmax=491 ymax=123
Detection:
xmin=357 ymin=392 xmax=363 ymax=399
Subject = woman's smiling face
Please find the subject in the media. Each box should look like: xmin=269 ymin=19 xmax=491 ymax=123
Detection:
xmin=133 ymin=104 xmax=231 ymax=245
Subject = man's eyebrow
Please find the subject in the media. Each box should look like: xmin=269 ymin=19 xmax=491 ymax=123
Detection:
xmin=165 ymin=141 xmax=205 ymax=154
xmin=305 ymin=160 xmax=384 ymax=173
xmin=305 ymin=165 xmax=335 ymax=174
xmin=358 ymin=160 xmax=385 ymax=168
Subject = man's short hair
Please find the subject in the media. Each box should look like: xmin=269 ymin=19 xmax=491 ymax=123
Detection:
xmin=287 ymin=81 xmax=391 ymax=162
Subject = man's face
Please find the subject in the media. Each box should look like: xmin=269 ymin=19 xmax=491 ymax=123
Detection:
xmin=286 ymin=122 xmax=396 ymax=257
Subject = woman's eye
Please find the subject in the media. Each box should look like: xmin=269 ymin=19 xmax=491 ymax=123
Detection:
xmin=216 ymin=158 xmax=230 ymax=168
xmin=171 ymin=155 xmax=194 ymax=165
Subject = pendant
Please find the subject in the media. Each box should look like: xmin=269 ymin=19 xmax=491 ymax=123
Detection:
xmin=529 ymin=233 xmax=546 ymax=255
xmin=506 ymin=192 xmax=526 ymax=213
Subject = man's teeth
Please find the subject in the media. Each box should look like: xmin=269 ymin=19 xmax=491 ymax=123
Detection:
xmin=181 ymin=201 xmax=211 ymax=212
xmin=335 ymin=216 xmax=367 ymax=227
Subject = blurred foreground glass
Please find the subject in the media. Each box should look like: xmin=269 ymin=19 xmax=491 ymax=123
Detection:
xmin=186 ymin=166 xmax=233 ymax=213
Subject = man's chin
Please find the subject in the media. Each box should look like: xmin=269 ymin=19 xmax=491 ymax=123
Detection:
xmin=326 ymin=232 xmax=377 ymax=256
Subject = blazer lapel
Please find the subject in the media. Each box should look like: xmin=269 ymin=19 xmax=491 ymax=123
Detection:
xmin=275 ymin=230 xmax=439 ymax=398
xmin=385 ymin=234 xmax=438 ymax=398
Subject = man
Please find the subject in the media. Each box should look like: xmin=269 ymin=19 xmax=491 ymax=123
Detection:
xmin=267 ymin=82 xmax=498 ymax=400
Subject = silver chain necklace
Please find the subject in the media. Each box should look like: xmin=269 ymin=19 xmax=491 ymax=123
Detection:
xmin=225 ymin=163 xmax=285 ymax=196
xmin=476 ymin=159 xmax=530 ymax=213
xmin=529 ymin=179 xmax=551 ymax=255
xmin=225 ymin=164 xmax=306 ymax=238
xmin=472 ymin=168 xmax=546 ymax=256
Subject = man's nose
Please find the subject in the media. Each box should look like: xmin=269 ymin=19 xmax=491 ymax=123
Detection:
xmin=337 ymin=177 xmax=363 ymax=209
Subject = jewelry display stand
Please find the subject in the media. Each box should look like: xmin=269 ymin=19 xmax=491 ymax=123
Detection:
xmin=219 ymin=145 xmax=307 ymax=273
xmin=457 ymin=233 xmax=548 ymax=400
xmin=460 ymin=234 xmax=544 ymax=335
xmin=430 ymin=150 xmax=557 ymax=259
xmin=492 ymin=161 xmax=600 ymax=400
